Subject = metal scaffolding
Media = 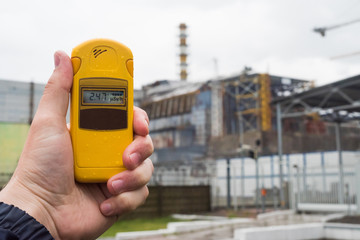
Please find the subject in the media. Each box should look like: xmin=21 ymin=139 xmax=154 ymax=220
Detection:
xmin=273 ymin=74 xmax=360 ymax=208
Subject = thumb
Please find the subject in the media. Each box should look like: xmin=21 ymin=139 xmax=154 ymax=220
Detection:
xmin=35 ymin=51 xmax=73 ymax=120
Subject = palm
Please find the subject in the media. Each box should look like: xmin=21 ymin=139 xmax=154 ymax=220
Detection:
xmin=18 ymin=117 xmax=115 ymax=239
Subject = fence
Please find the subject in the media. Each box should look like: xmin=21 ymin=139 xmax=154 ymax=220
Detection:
xmin=128 ymin=185 xmax=211 ymax=218
xmin=149 ymin=151 xmax=360 ymax=213
xmin=292 ymin=164 xmax=357 ymax=213
xmin=2 ymin=149 xmax=359 ymax=215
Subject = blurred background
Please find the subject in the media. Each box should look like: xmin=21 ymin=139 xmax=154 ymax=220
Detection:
xmin=2 ymin=0 xmax=360 ymax=239
xmin=1 ymin=0 xmax=360 ymax=88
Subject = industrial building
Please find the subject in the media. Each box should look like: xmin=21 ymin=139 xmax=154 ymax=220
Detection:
xmin=140 ymin=72 xmax=360 ymax=210
xmin=141 ymin=71 xmax=360 ymax=167
xmin=141 ymin=71 xmax=316 ymax=164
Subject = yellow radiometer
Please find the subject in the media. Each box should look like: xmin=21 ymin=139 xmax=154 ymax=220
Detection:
xmin=70 ymin=39 xmax=133 ymax=183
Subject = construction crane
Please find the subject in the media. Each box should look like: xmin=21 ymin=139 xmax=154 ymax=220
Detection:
xmin=313 ymin=18 xmax=360 ymax=37
xmin=314 ymin=18 xmax=360 ymax=60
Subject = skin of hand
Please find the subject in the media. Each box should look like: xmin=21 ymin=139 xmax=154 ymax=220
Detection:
xmin=0 ymin=51 xmax=154 ymax=240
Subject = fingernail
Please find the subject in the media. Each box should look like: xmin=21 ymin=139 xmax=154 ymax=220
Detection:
xmin=129 ymin=152 xmax=141 ymax=166
xmin=54 ymin=52 xmax=60 ymax=68
xmin=101 ymin=203 xmax=113 ymax=216
xmin=112 ymin=179 xmax=124 ymax=194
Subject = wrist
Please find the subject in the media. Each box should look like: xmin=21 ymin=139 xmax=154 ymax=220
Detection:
xmin=0 ymin=202 xmax=54 ymax=239
xmin=0 ymin=177 xmax=59 ymax=239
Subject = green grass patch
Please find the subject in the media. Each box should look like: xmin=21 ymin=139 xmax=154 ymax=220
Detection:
xmin=101 ymin=216 xmax=186 ymax=237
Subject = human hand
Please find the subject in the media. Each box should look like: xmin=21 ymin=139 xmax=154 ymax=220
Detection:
xmin=0 ymin=51 xmax=154 ymax=239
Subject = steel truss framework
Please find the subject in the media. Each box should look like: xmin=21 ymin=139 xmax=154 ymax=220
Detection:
xmin=224 ymin=75 xmax=262 ymax=133
xmin=273 ymin=74 xmax=360 ymax=118
xmin=272 ymin=74 xmax=360 ymax=209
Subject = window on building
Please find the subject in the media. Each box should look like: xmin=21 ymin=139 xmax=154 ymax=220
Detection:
xmin=161 ymin=100 xmax=168 ymax=117
xmin=155 ymin=102 xmax=161 ymax=118
xmin=179 ymin=95 xmax=185 ymax=113
xmin=167 ymin=98 xmax=173 ymax=116
xmin=172 ymin=97 xmax=179 ymax=115
xmin=150 ymin=103 xmax=156 ymax=119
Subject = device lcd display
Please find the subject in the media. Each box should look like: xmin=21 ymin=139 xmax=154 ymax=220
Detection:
xmin=83 ymin=90 xmax=125 ymax=105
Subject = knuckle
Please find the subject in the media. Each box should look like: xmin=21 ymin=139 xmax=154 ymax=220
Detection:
xmin=135 ymin=170 xmax=149 ymax=186
xmin=31 ymin=113 xmax=56 ymax=131
xmin=140 ymin=159 xmax=154 ymax=182
xmin=120 ymin=195 xmax=136 ymax=212
xmin=44 ymin=78 xmax=56 ymax=92
xmin=145 ymin=135 xmax=154 ymax=154
xmin=116 ymin=187 xmax=150 ymax=213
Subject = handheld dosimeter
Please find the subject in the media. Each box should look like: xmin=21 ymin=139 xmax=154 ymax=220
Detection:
xmin=70 ymin=39 xmax=133 ymax=183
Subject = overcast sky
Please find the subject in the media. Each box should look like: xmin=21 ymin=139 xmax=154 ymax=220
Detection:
xmin=1 ymin=0 xmax=360 ymax=89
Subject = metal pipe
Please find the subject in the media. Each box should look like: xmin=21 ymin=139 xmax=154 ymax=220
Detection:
xmin=255 ymin=153 xmax=259 ymax=212
xmin=303 ymin=153 xmax=307 ymax=202
xmin=233 ymin=166 xmax=238 ymax=211
xmin=271 ymin=155 xmax=276 ymax=210
xmin=355 ymin=163 xmax=360 ymax=214
xmin=276 ymin=103 xmax=285 ymax=208
xmin=241 ymin=157 xmax=245 ymax=209
xmin=227 ymin=158 xmax=231 ymax=208
xmin=335 ymin=122 xmax=345 ymax=204
xmin=321 ymin=152 xmax=327 ymax=192
xmin=239 ymin=113 xmax=244 ymax=147
xmin=296 ymin=166 xmax=301 ymax=206
xmin=28 ymin=81 xmax=34 ymax=125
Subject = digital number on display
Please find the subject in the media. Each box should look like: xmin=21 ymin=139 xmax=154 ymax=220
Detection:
xmin=83 ymin=90 xmax=125 ymax=105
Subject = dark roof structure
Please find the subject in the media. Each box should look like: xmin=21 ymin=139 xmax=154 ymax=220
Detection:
xmin=272 ymin=74 xmax=360 ymax=118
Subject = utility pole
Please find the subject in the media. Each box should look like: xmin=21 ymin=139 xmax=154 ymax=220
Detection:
xmin=226 ymin=158 xmax=231 ymax=208
xmin=276 ymin=103 xmax=286 ymax=208
xmin=28 ymin=81 xmax=34 ymax=125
